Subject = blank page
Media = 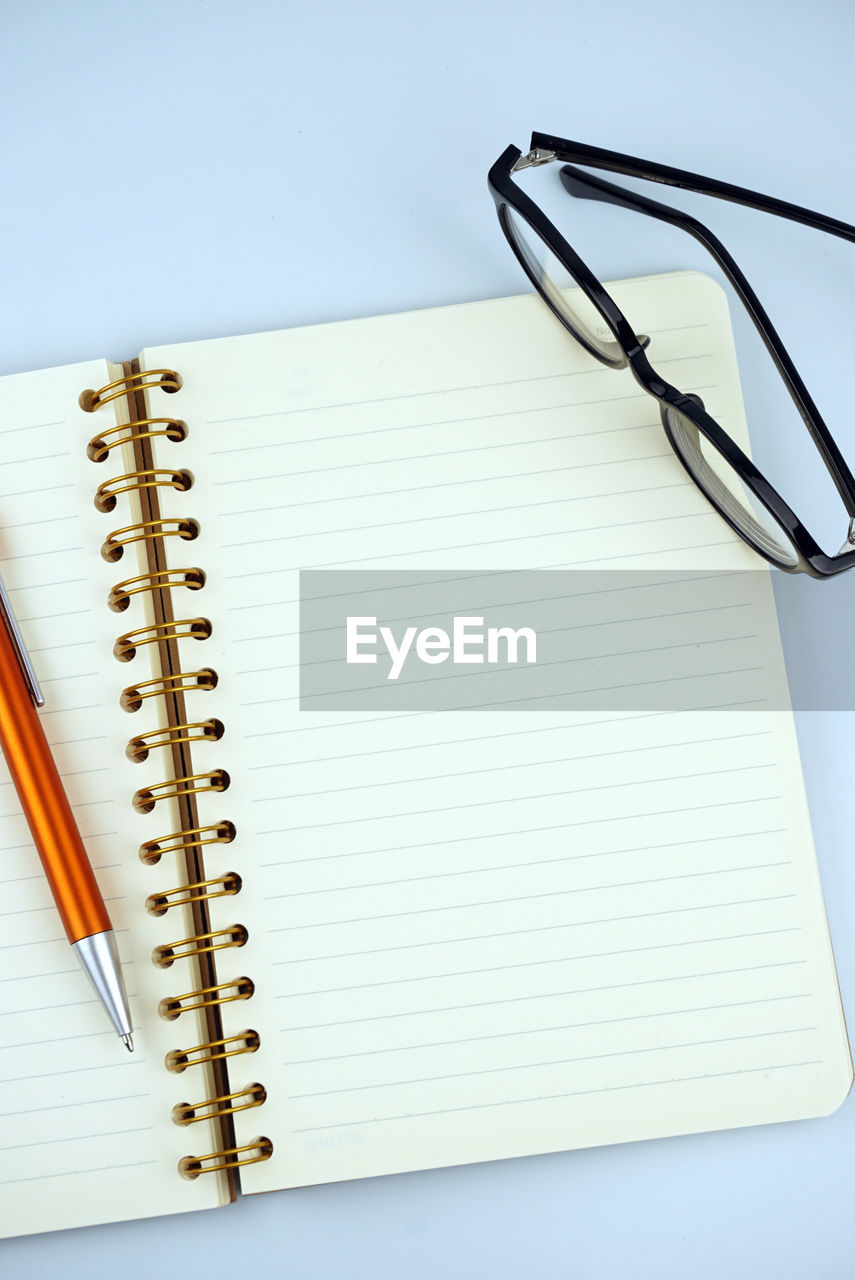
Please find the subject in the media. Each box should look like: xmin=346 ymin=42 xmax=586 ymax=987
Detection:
xmin=140 ymin=274 xmax=852 ymax=1190
xmin=0 ymin=361 xmax=225 ymax=1235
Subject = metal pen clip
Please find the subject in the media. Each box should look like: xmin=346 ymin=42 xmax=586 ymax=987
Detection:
xmin=0 ymin=570 xmax=44 ymax=707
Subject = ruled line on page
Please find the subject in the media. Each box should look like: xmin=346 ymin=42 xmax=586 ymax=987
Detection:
xmin=0 ymin=985 xmax=136 ymax=1013
xmin=1 ymin=484 xmax=75 ymax=500
xmin=242 ymin=662 xmax=764 ymax=714
xmin=4 ymin=577 xmax=87 ymax=592
xmin=231 ymin=514 xmax=721 ymax=593
xmin=0 ymin=419 xmax=66 ymax=435
xmin=212 ymin=436 xmax=677 ymax=489
xmin=252 ymin=740 xmax=772 ymax=799
xmin=244 ymin=697 xmax=757 ymax=743
xmin=217 ymin=475 xmax=693 ymax=522
xmin=281 ymin=943 xmax=807 ymax=1035
xmin=235 ymin=567 xmax=741 ymax=621
xmin=267 ymin=893 xmax=797 ymax=952
xmin=1 ymin=545 xmax=85 ymax=562
xmin=0 ymin=452 xmax=73 ymax=467
xmin=263 ymin=825 xmax=786 ymax=874
xmin=254 ymin=765 xmax=778 ymax=830
xmin=226 ymin=524 xmax=729 ymax=581
xmin=210 ymin=395 xmax=666 ymax=457
xmin=291 ymin=1061 xmax=823 ymax=1134
xmin=220 ymin=479 xmax=704 ymax=551
xmin=0 ymin=1092 xmax=148 ymax=1119
xmin=0 ymin=888 xmax=126 ymax=920
xmin=0 ymin=968 xmax=77 ymax=985
xmin=0 ymin=925 xmax=132 ymax=954
xmin=250 ymin=727 xmax=771 ymax=777
xmin=274 ymin=923 xmax=802 ymax=971
xmin=2 ymin=513 xmax=78 ymax=531
xmin=17 ymin=608 xmax=89 ymax=624
xmin=0 ymin=856 xmax=118 ymax=888
xmin=0 ymin=1160 xmax=160 ymax=1187
xmin=285 ymin=588 xmax=755 ymax=646
xmin=280 ymin=955 xmax=805 ymax=1005
xmin=285 ymin=989 xmax=809 ymax=1036
xmin=263 ymin=839 xmax=783 ymax=896
xmin=0 ymin=766 xmax=109 ymax=791
xmin=260 ymin=797 xmax=785 ymax=865
xmin=208 ymin=392 xmax=712 ymax=462
xmin=204 ymin=334 xmax=712 ymax=430
xmin=243 ymin=613 xmax=754 ymax=676
xmin=244 ymin=630 xmax=758 ymax=682
xmin=1 ymin=1028 xmax=135 ymax=1054
xmin=0 ymin=1058 xmax=149 ymax=1086
xmin=0 ymin=1125 xmax=155 ymax=1155
xmin=290 ymin=1026 xmax=819 ymax=1101
xmin=267 ymin=859 xmax=790 ymax=906
xmin=28 ymin=640 xmax=98 ymax=655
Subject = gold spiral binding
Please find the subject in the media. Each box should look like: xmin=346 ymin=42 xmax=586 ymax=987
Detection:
xmin=146 ymin=872 xmax=242 ymax=917
xmin=133 ymin=767 xmax=230 ymax=814
xmin=114 ymin=617 xmax=212 ymax=662
xmin=172 ymin=1084 xmax=267 ymax=1128
xmin=127 ymin=718 xmax=224 ymax=762
xmin=79 ymin=367 xmax=182 ymax=412
xmin=102 ymin=516 xmax=200 ymax=563
xmin=178 ymin=1138 xmax=274 ymax=1180
xmin=121 ymin=668 xmax=218 ymax=712
xmin=152 ymin=924 xmax=248 ymax=969
xmin=94 ymin=467 xmax=193 ymax=514
xmin=86 ymin=362 xmax=264 ymax=1193
xmin=166 ymin=1030 xmax=261 ymax=1075
xmin=109 ymin=566 xmax=206 ymax=612
xmin=139 ymin=820 xmax=236 ymax=866
xmin=87 ymin=417 xmax=187 ymax=463
xmin=158 ymin=977 xmax=254 ymax=1022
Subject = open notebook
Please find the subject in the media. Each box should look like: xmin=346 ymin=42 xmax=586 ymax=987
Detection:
xmin=0 ymin=271 xmax=850 ymax=1238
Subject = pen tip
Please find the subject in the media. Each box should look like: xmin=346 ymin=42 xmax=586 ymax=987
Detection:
xmin=122 ymin=1033 xmax=134 ymax=1053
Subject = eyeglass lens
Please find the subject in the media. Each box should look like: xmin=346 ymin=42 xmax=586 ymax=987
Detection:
xmin=502 ymin=194 xmax=803 ymax=570
xmin=502 ymin=206 xmax=625 ymax=364
xmin=662 ymin=405 xmax=800 ymax=568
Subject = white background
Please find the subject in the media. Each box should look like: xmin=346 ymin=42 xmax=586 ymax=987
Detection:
xmin=2 ymin=1 xmax=855 ymax=1275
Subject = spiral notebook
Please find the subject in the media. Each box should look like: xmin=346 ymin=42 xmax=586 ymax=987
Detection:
xmin=0 ymin=271 xmax=850 ymax=1238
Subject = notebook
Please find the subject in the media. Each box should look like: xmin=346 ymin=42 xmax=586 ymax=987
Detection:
xmin=0 ymin=271 xmax=850 ymax=1238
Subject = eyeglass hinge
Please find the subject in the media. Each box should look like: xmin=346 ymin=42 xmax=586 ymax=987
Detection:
xmin=833 ymin=517 xmax=855 ymax=555
xmin=837 ymin=517 xmax=855 ymax=554
xmin=511 ymin=148 xmax=558 ymax=174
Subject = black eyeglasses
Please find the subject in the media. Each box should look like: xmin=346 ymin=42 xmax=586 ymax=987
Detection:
xmin=488 ymin=132 xmax=855 ymax=577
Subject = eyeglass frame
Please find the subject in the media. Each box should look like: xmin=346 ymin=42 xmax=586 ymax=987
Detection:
xmin=488 ymin=131 xmax=855 ymax=578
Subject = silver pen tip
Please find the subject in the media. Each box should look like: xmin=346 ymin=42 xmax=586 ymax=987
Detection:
xmin=122 ymin=1033 xmax=134 ymax=1053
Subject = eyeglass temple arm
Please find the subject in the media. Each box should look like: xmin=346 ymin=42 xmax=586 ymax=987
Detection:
xmin=533 ymin=134 xmax=855 ymax=244
xmin=548 ymin=155 xmax=855 ymax=516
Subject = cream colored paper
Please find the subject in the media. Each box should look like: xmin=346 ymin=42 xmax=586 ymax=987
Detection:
xmin=138 ymin=274 xmax=851 ymax=1192
xmin=0 ymin=361 xmax=226 ymax=1236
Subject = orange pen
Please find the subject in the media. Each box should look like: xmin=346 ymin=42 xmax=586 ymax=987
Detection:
xmin=0 ymin=571 xmax=133 ymax=1050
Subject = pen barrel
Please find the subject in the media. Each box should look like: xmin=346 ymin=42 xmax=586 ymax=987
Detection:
xmin=0 ymin=629 xmax=111 ymax=943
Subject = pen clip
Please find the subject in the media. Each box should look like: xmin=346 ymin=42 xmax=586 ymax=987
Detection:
xmin=0 ymin=570 xmax=44 ymax=707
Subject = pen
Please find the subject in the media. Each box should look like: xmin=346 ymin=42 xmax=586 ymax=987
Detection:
xmin=0 ymin=570 xmax=133 ymax=1051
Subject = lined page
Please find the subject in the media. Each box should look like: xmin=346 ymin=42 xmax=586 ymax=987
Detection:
xmin=0 ymin=362 xmax=225 ymax=1236
xmin=141 ymin=273 xmax=851 ymax=1190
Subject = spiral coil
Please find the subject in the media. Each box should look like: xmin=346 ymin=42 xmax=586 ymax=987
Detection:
xmin=83 ymin=367 xmax=271 ymax=1186
xmin=171 ymin=1083 xmax=267 ymax=1127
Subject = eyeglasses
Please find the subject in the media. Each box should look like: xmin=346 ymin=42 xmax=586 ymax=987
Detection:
xmin=488 ymin=132 xmax=855 ymax=577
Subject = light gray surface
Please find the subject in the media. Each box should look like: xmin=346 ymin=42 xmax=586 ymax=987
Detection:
xmin=2 ymin=1 xmax=855 ymax=1274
